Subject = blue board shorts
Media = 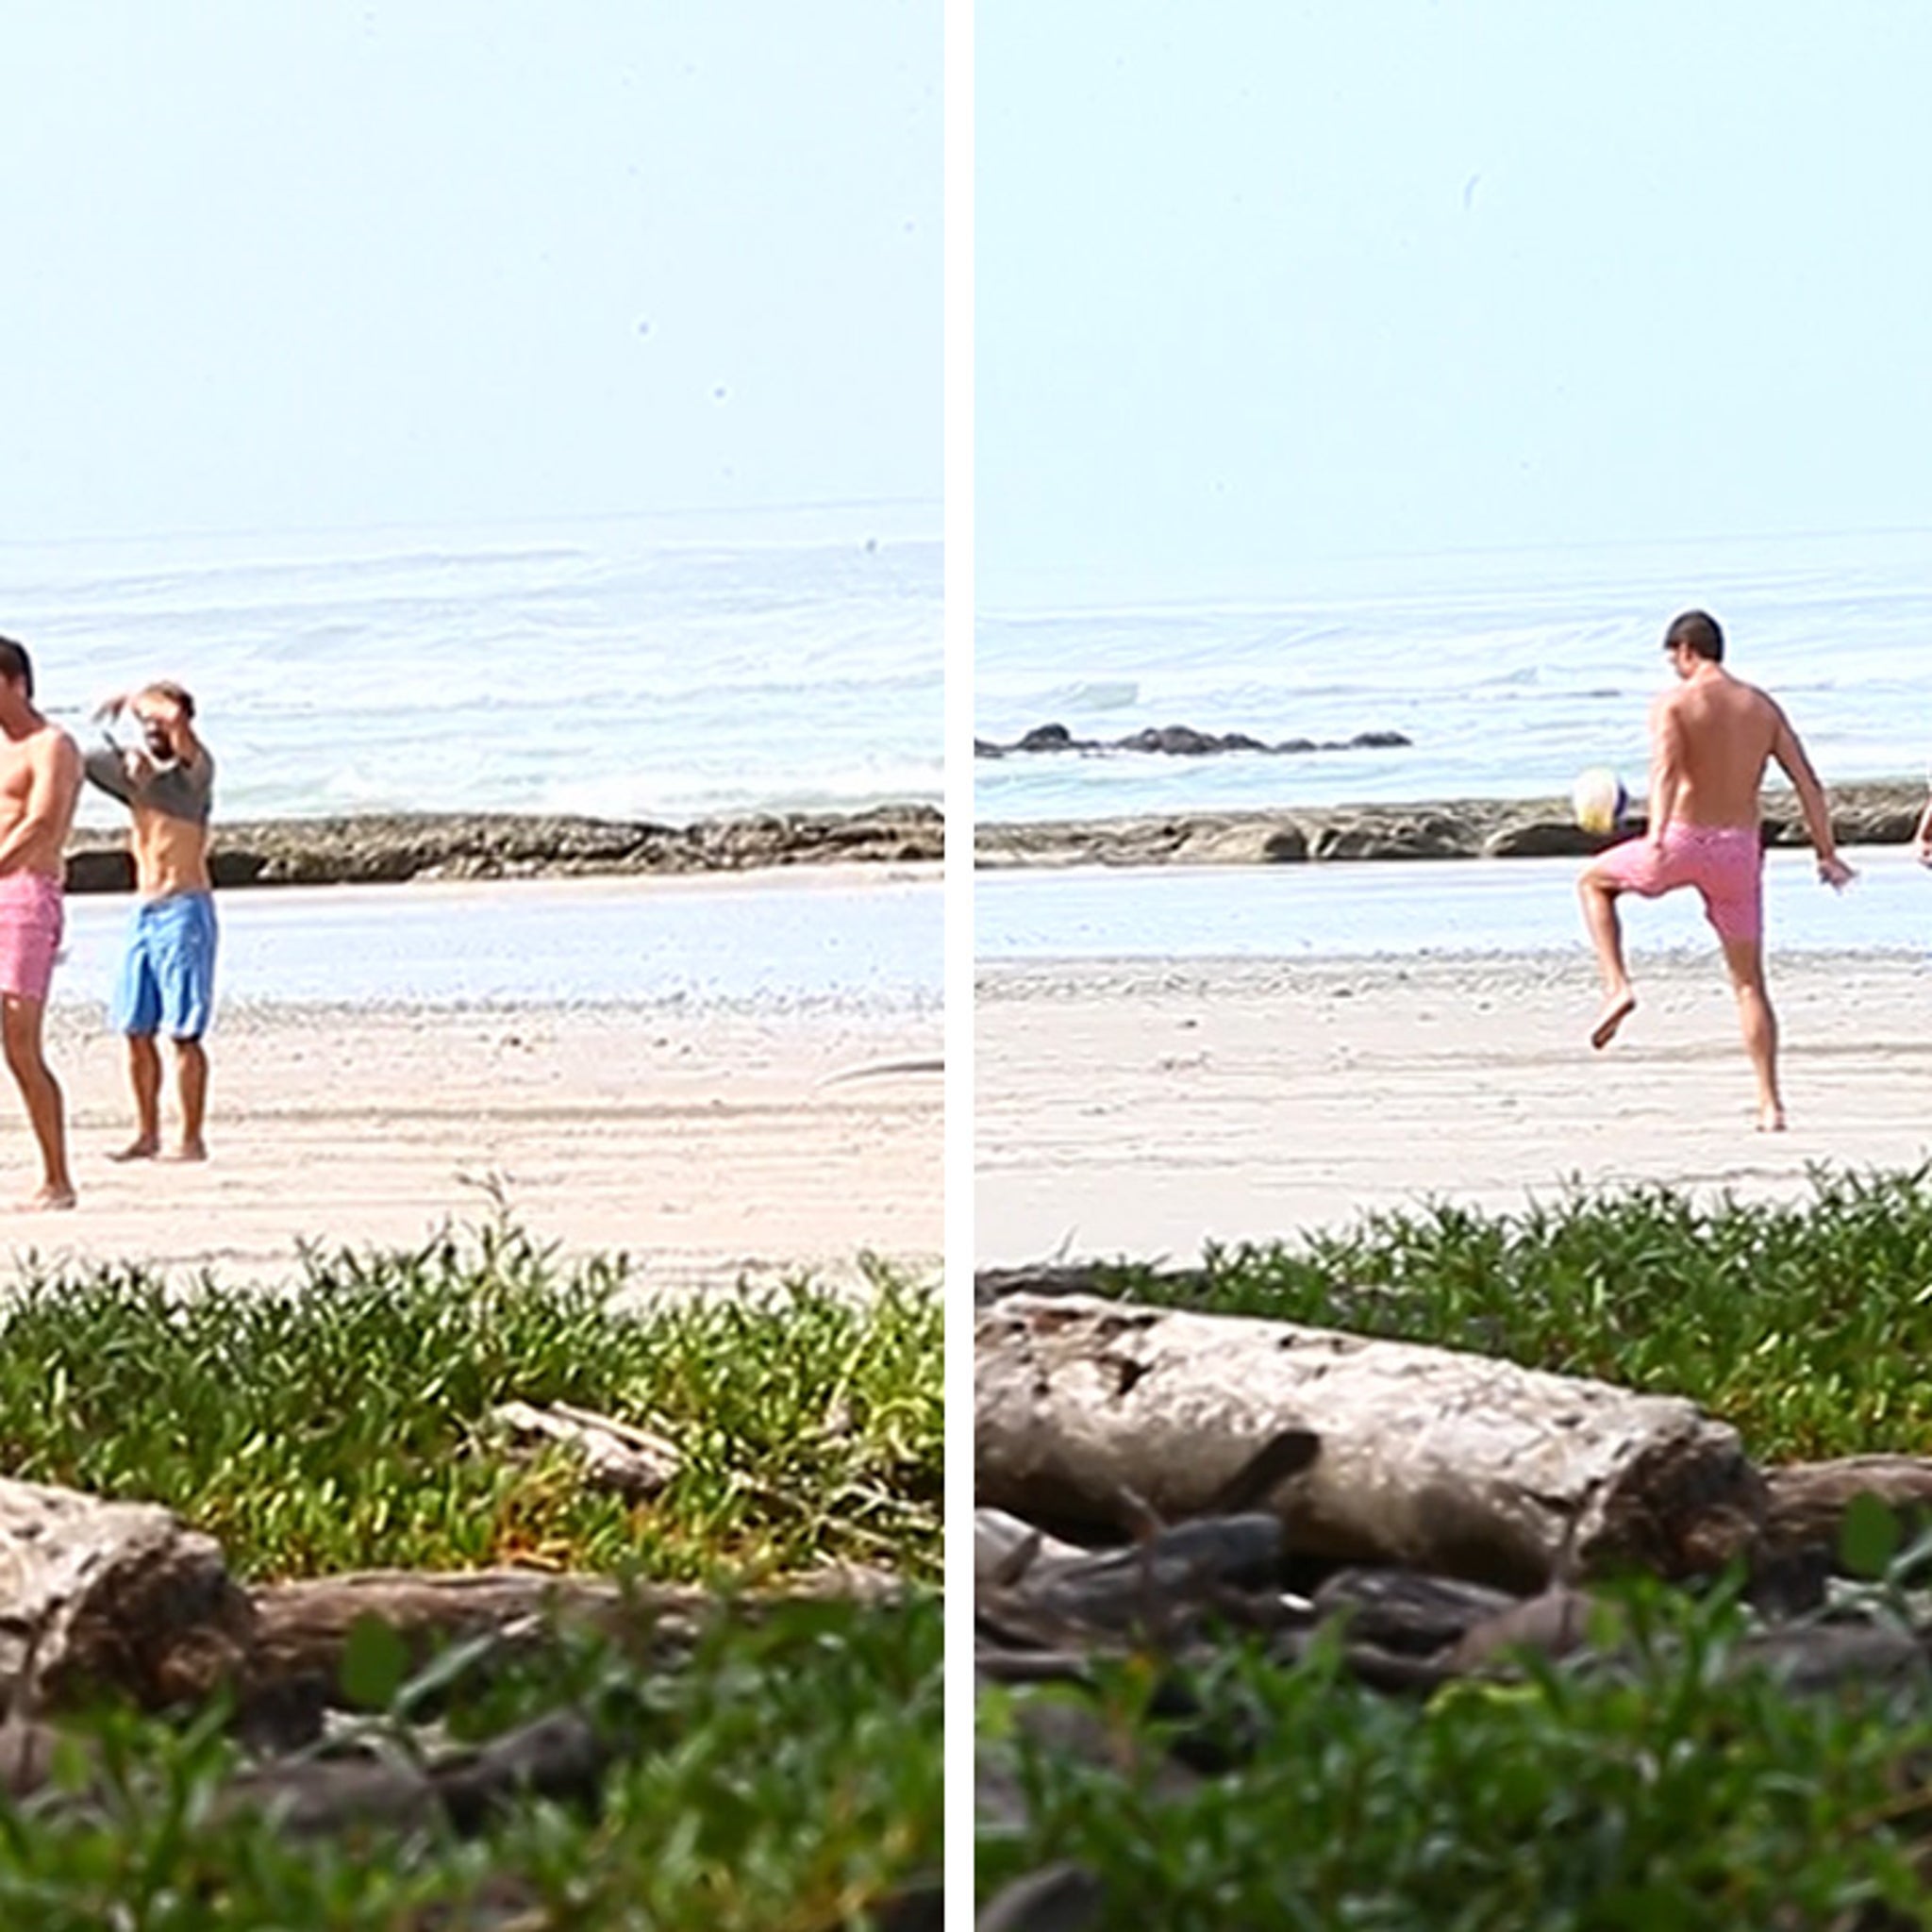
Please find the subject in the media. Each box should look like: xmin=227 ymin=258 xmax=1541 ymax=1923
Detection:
xmin=112 ymin=891 xmax=218 ymax=1040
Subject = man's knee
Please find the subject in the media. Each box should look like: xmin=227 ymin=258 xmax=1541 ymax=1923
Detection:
xmin=1720 ymin=941 xmax=1769 ymax=994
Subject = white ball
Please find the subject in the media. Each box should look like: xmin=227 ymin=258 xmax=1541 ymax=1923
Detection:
xmin=1572 ymin=767 xmax=1628 ymax=836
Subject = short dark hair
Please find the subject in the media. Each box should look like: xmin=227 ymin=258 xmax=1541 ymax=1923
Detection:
xmin=1665 ymin=609 xmax=1724 ymax=663
xmin=144 ymin=680 xmax=195 ymax=721
xmin=0 ymin=637 xmax=33 ymax=697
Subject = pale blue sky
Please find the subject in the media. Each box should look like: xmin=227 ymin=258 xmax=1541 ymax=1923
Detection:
xmin=979 ymin=4 xmax=1932 ymax=608
xmin=0 ymin=2 xmax=938 ymax=544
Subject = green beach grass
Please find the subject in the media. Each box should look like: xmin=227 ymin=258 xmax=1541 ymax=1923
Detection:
xmin=980 ymin=1168 xmax=1932 ymax=1927
xmin=0 ymin=1217 xmax=941 ymax=1584
xmin=0 ymin=1223 xmax=942 ymax=1928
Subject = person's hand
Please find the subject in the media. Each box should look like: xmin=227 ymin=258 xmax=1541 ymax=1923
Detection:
xmin=1818 ymin=855 xmax=1857 ymax=891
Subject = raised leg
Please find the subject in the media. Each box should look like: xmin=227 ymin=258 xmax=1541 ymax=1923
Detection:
xmin=1578 ymin=867 xmax=1637 ymax=1048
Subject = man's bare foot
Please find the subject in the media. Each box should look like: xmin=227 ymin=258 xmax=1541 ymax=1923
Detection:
xmin=1758 ymin=1106 xmax=1788 ymax=1133
xmin=18 ymin=1185 xmax=75 ymax=1211
xmin=1591 ymin=990 xmax=1637 ymax=1051
xmin=161 ymin=1140 xmax=208 ymax=1163
xmin=108 ymin=1137 xmax=159 ymax=1162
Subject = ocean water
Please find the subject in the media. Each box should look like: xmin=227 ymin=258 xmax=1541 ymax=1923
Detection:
xmin=976 ymin=528 xmax=1932 ymax=823
xmin=4 ymin=503 xmax=941 ymax=831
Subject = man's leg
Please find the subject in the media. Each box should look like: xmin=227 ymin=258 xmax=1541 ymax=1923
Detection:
xmin=1 ymin=993 xmax=75 ymax=1208
xmin=111 ymin=1033 xmax=163 ymax=1160
xmin=1720 ymin=936 xmax=1784 ymax=1131
xmin=1577 ymin=865 xmax=1638 ymax=1048
xmin=169 ymin=1036 xmax=208 ymax=1161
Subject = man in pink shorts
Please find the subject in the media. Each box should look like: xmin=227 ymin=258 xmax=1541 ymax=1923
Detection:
xmin=1578 ymin=609 xmax=1854 ymax=1131
xmin=0 ymin=638 xmax=83 ymax=1207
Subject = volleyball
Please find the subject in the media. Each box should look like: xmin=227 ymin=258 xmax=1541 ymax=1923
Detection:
xmin=1571 ymin=767 xmax=1628 ymax=837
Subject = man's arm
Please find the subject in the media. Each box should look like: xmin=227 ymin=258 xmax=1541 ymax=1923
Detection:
xmin=0 ymin=734 xmax=80 ymax=874
xmin=1645 ymin=693 xmax=1686 ymax=844
xmin=1770 ymin=705 xmax=1855 ymax=890
xmin=82 ymin=741 xmax=142 ymax=804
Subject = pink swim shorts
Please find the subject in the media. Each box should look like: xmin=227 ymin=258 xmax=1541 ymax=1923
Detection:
xmin=0 ymin=868 xmax=64 ymax=1002
xmin=1586 ymin=823 xmax=1764 ymax=943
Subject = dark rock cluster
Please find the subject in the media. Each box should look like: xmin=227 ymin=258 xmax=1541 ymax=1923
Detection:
xmin=974 ymin=722 xmax=1412 ymax=758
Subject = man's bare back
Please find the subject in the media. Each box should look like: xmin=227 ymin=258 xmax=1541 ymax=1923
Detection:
xmin=1649 ymin=672 xmax=1780 ymax=830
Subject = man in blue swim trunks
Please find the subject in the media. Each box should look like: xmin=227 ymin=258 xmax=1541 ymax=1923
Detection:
xmin=84 ymin=682 xmax=218 ymax=1162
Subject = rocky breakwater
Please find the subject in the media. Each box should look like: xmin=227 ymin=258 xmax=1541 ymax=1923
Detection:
xmin=975 ymin=720 xmax=1412 ymax=758
xmin=975 ymin=780 xmax=1927 ymax=870
xmin=62 ymin=803 xmax=943 ymax=894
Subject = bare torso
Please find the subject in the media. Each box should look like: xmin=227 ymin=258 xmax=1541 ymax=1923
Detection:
xmin=0 ymin=724 xmax=82 ymax=876
xmin=1650 ymin=668 xmax=1783 ymax=829
xmin=126 ymin=801 xmax=212 ymax=899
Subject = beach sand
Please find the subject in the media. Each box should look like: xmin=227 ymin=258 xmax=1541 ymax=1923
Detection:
xmin=977 ymin=948 xmax=1932 ymax=1266
xmin=1 ymin=974 xmax=940 ymax=1298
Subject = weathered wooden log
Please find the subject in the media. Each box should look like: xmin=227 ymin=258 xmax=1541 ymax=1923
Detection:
xmin=242 ymin=1571 xmax=683 ymax=1691
xmin=244 ymin=1564 xmax=900 ymax=1690
xmin=993 ymin=1515 xmax=1288 ymax=1638
xmin=1762 ymin=1457 xmax=1932 ymax=1557
xmin=214 ymin=1706 xmax=615 ymax=1838
xmin=976 ymin=1863 xmax=1104 ymax=1932
xmin=0 ymin=1478 xmax=254 ymax=1708
xmin=485 ymin=1401 xmax=683 ymax=1499
xmin=1 ymin=1463 xmax=906 ymax=1714
xmin=1312 ymin=1568 xmax=1522 ymax=1657
xmin=976 ymin=1295 xmax=1764 ymax=1591
xmin=975 ymin=1508 xmax=1085 ymax=1586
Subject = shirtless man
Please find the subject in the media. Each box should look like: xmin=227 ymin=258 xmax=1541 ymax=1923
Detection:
xmin=1578 ymin=609 xmax=1854 ymax=1131
xmin=0 ymin=638 xmax=83 ymax=1208
xmin=85 ymin=682 xmax=217 ymax=1162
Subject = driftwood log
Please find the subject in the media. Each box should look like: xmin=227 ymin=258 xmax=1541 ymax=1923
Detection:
xmin=1763 ymin=1456 xmax=1932 ymax=1557
xmin=977 ymin=1295 xmax=1764 ymax=1591
xmin=485 ymin=1401 xmax=683 ymax=1499
xmin=2 ymin=1475 xmax=903 ymax=1719
xmin=0 ymin=1477 xmax=255 ymax=1707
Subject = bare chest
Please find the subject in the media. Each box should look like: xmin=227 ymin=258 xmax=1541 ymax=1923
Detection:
xmin=0 ymin=749 xmax=37 ymax=809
